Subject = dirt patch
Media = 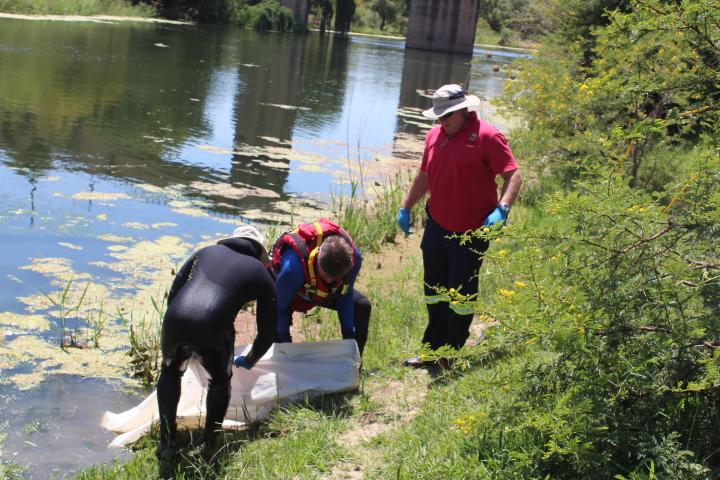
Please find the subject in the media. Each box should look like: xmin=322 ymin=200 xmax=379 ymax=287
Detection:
xmin=326 ymin=372 xmax=431 ymax=479
xmin=345 ymin=381 xmax=424 ymax=443
xmin=233 ymin=306 xmax=324 ymax=345
xmin=234 ymin=309 xmax=258 ymax=345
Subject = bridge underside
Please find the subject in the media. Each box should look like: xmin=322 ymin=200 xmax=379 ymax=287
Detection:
xmin=281 ymin=0 xmax=479 ymax=54
xmin=405 ymin=0 xmax=480 ymax=54
xmin=280 ymin=0 xmax=310 ymax=26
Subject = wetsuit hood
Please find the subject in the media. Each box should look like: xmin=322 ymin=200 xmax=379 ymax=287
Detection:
xmin=221 ymin=237 xmax=265 ymax=261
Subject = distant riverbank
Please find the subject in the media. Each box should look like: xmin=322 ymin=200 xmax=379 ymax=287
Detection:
xmin=0 ymin=11 xmax=538 ymax=52
xmin=0 ymin=12 xmax=188 ymax=23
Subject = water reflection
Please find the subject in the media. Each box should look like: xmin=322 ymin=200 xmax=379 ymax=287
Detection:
xmin=0 ymin=20 xmax=219 ymax=184
xmin=0 ymin=18 xmax=521 ymax=217
xmin=228 ymin=31 xmax=310 ymax=212
xmin=232 ymin=32 xmax=308 ymax=146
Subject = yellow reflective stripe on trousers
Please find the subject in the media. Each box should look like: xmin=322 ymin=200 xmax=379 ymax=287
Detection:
xmin=425 ymin=295 xmax=475 ymax=315
xmin=450 ymin=303 xmax=475 ymax=315
xmin=424 ymin=294 xmax=448 ymax=305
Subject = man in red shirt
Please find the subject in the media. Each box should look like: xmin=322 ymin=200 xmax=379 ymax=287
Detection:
xmin=397 ymin=84 xmax=522 ymax=369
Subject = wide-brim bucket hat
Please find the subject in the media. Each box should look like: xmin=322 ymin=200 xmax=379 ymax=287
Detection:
xmin=217 ymin=225 xmax=271 ymax=264
xmin=422 ymin=84 xmax=480 ymax=119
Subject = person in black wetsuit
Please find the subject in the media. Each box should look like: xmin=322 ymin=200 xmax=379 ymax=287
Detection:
xmin=157 ymin=226 xmax=277 ymax=457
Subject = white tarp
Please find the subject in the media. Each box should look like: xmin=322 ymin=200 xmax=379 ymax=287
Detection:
xmin=101 ymin=339 xmax=361 ymax=448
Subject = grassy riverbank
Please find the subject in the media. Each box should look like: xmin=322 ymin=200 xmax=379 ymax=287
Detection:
xmin=68 ymin=153 xmax=720 ymax=479
xmin=63 ymin=162 xmax=537 ymax=479
xmin=71 ymin=211 xmax=535 ymax=480
xmin=57 ymin=161 xmax=538 ymax=479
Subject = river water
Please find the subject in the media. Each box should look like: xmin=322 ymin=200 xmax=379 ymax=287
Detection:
xmin=0 ymin=15 xmax=526 ymax=478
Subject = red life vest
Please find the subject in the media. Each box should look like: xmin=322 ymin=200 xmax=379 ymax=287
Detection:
xmin=270 ymin=219 xmax=357 ymax=312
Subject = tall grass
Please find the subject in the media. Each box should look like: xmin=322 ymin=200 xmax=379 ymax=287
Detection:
xmin=475 ymin=22 xmax=502 ymax=46
xmin=118 ymin=296 xmax=165 ymax=387
xmin=39 ymin=280 xmax=88 ymax=348
xmin=0 ymin=0 xmax=156 ymax=17
xmin=330 ymin=170 xmax=412 ymax=253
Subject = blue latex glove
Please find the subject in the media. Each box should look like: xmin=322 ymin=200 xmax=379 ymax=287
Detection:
xmin=482 ymin=207 xmax=508 ymax=228
xmin=233 ymin=356 xmax=253 ymax=370
xmin=397 ymin=208 xmax=414 ymax=234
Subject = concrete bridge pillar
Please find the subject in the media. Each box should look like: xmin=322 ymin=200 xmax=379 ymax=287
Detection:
xmin=405 ymin=0 xmax=480 ymax=54
xmin=280 ymin=0 xmax=310 ymax=25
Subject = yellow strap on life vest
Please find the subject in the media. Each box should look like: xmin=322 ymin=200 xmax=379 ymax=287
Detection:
xmin=303 ymin=284 xmax=328 ymax=298
xmin=315 ymin=221 xmax=324 ymax=245
xmin=307 ymin=222 xmax=324 ymax=290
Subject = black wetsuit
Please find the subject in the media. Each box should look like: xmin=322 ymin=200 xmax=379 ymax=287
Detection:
xmin=157 ymin=237 xmax=277 ymax=448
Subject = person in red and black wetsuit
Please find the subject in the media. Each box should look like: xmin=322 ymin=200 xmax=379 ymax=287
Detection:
xmin=269 ymin=219 xmax=371 ymax=356
xmin=157 ymin=226 xmax=277 ymax=457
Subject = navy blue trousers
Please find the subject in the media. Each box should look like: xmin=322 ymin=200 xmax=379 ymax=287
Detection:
xmin=420 ymin=214 xmax=489 ymax=351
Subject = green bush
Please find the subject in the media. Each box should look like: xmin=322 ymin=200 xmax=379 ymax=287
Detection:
xmin=459 ymin=154 xmax=720 ymax=477
xmin=347 ymin=0 xmax=406 ymax=36
xmin=475 ymin=18 xmax=502 ymax=46
xmin=235 ymin=0 xmax=298 ymax=32
xmin=452 ymin=1 xmax=720 ymax=476
xmin=499 ymin=1 xmax=720 ymax=193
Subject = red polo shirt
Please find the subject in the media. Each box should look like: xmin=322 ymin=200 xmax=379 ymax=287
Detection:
xmin=420 ymin=111 xmax=518 ymax=232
